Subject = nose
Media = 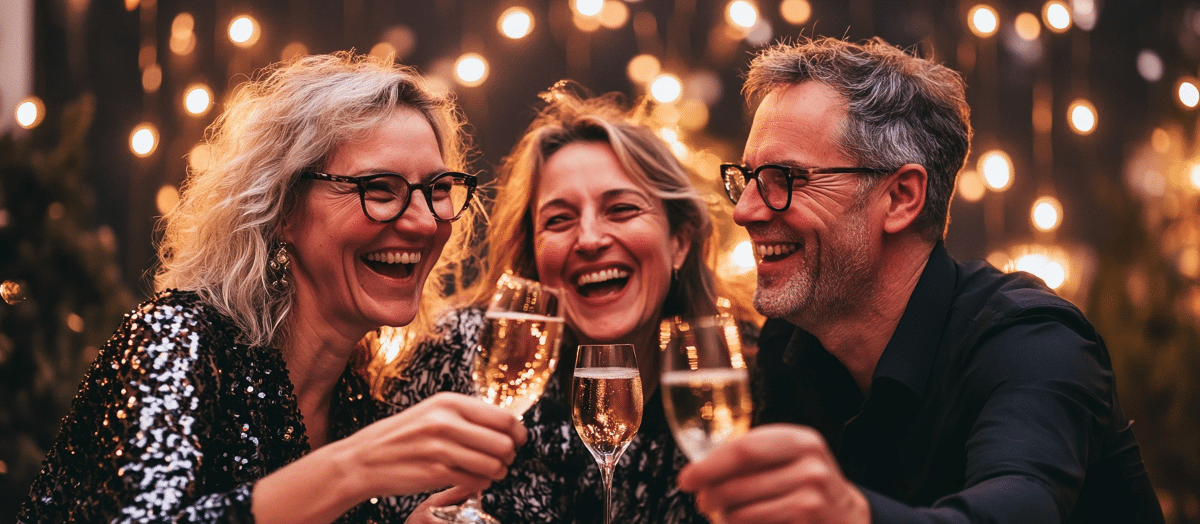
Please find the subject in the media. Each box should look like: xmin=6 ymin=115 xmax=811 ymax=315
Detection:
xmin=574 ymin=210 xmax=612 ymax=254
xmin=392 ymin=188 xmax=441 ymax=237
xmin=732 ymin=179 xmax=774 ymax=226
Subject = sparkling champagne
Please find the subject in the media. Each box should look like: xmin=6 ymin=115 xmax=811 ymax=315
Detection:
xmin=661 ymin=368 xmax=752 ymax=460
xmin=474 ymin=311 xmax=564 ymax=415
xmin=572 ymin=367 xmax=644 ymax=456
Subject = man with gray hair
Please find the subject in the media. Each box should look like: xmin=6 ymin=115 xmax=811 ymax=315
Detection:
xmin=678 ymin=37 xmax=1163 ymax=524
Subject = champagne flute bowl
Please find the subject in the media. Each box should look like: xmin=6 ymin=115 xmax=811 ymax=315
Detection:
xmin=572 ymin=344 xmax=642 ymax=524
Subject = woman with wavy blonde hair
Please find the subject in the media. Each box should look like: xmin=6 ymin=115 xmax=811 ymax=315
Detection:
xmin=19 ymin=52 xmax=525 ymax=524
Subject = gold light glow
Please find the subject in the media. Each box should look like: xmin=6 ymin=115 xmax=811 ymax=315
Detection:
xmin=499 ymin=7 xmax=534 ymax=39
xmin=729 ymin=240 xmax=756 ymax=274
xmin=573 ymin=0 xmax=603 ymax=17
xmin=780 ymin=0 xmax=811 ymax=25
xmin=170 ymin=13 xmax=196 ymax=55
xmin=1015 ymin=12 xmax=1041 ymax=40
xmin=142 ymin=64 xmax=163 ymax=93
xmin=1151 ymin=128 xmax=1171 ymax=154
xmin=968 ymin=5 xmax=1000 ymax=37
xmin=1187 ymin=162 xmax=1200 ymax=191
xmin=1068 ymin=99 xmax=1097 ymax=135
xmin=228 ymin=15 xmax=260 ymax=47
xmin=454 ymin=53 xmax=489 ymax=87
xmin=1042 ymin=1 xmax=1071 ymax=33
xmin=1031 ymin=196 xmax=1063 ymax=232
xmin=281 ymin=42 xmax=308 ymax=61
xmin=599 ymin=1 xmax=629 ymax=28
xmin=978 ymin=150 xmax=1014 ymax=191
xmin=188 ymin=143 xmax=211 ymax=172
xmin=1013 ymin=252 xmax=1066 ymax=289
xmin=184 ymin=84 xmax=214 ymax=116
xmin=130 ymin=123 xmax=159 ymax=157
xmin=1178 ymin=79 xmax=1200 ymax=108
xmin=650 ymin=74 xmax=683 ymax=103
xmin=156 ymin=184 xmax=180 ymax=215
xmin=15 ymin=96 xmax=45 ymax=129
xmin=726 ymin=1 xmax=758 ymax=29
xmin=627 ymin=54 xmax=661 ymax=84
xmin=957 ymin=168 xmax=986 ymax=202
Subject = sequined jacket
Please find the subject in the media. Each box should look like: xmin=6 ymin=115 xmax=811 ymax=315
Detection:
xmin=388 ymin=307 xmax=707 ymax=524
xmin=17 ymin=290 xmax=407 ymax=523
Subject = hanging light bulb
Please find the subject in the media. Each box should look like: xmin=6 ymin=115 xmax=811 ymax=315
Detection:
xmin=454 ymin=53 xmax=489 ymax=87
xmin=1031 ymin=196 xmax=1063 ymax=232
xmin=726 ymin=1 xmax=758 ymax=29
xmin=649 ymin=73 xmax=683 ymax=103
xmin=498 ymin=7 xmax=534 ymax=39
xmin=978 ymin=150 xmax=1014 ymax=191
xmin=968 ymin=5 xmax=1000 ymax=37
xmin=183 ymin=83 xmax=214 ymax=116
xmin=1177 ymin=78 xmax=1200 ymax=109
xmin=130 ymin=123 xmax=159 ymax=157
xmin=15 ymin=96 xmax=45 ymax=129
xmin=1067 ymin=99 xmax=1097 ymax=135
xmin=1042 ymin=1 xmax=1072 ymax=33
xmin=228 ymin=15 xmax=260 ymax=47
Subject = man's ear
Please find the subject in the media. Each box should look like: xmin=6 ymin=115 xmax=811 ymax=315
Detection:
xmin=882 ymin=163 xmax=926 ymax=234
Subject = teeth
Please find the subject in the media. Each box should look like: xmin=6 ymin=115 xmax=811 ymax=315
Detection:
xmin=756 ymin=243 xmax=798 ymax=258
xmin=576 ymin=268 xmax=630 ymax=286
xmin=365 ymin=251 xmax=421 ymax=264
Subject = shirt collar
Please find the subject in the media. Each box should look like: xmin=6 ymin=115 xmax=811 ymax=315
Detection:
xmin=870 ymin=241 xmax=957 ymax=399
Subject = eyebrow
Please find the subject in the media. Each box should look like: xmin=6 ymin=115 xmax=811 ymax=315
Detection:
xmin=537 ymin=187 xmax=650 ymax=215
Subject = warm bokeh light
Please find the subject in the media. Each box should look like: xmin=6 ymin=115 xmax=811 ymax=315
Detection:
xmin=599 ymin=1 xmax=630 ymax=28
xmin=1177 ymin=79 xmax=1200 ymax=108
xmin=1031 ymin=195 xmax=1063 ymax=232
xmin=130 ymin=123 xmax=159 ymax=157
xmin=499 ymin=6 xmax=534 ymax=39
xmin=170 ymin=31 xmax=196 ymax=56
xmin=228 ymin=15 xmax=260 ymax=47
xmin=1015 ymin=12 xmax=1041 ymax=40
xmin=66 ymin=313 xmax=85 ymax=333
xmin=183 ymin=84 xmax=213 ymax=116
xmin=1042 ymin=1 xmax=1071 ymax=33
xmin=1187 ymin=162 xmax=1200 ymax=191
xmin=172 ymin=12 xmax=194 ymax=35
xmin=124 ymin=0 xmax=139 ymax=11
xmin=188 ymin=143 xmax=211 ymax=172
xmin=142 ymin=64 xmax=163 ymax=93
xmin=968 ymin=5 xmax=999 ymax=37
xmin=156 ymin=184 xmax=180 ymax=215
xmin=15 ymin=96 xmax=45 ymax=129
xmin=1 ymin=280 xmax=27 ymax=305
xmin=370 ymin=42 xmax=397 ymax=61
xmin=574 ymin=0 xmax=602 ymax=17
xmin=956 ymin=168 xmax=986 ymax=202
xmin=979 ymin=150 xmax=1014 ymax=191
xmin=1151 ymin=128 xmax=1171 ymax=154
xmin=729 ymin=240 xmax=757 ymax=274
xmin=1013 ymin=252 xmax=1066 ymax=289
xmin=780 ymin=0 xmax=812 ymax=25
xmin=727 ymin=1 xmax=758 ymax=29
xmin=1137 ymin=50 xmax=1164 ymax=82
xmin=627 ymin=54 xmax=661 ymax=84
xmin=678 ymin=99 xmax=710 ymax=131
xmin=649 ymin=74 xmax=683 ymax=103
xmin=1068 ymin=99 xmax=1097 ymax=135
xmin=1073 ymin=0 xmax=1098 ymax=30
xmin=281 ymin=42 xmax=308 ymax=62
xmin=454 ymin=53 xmax=488 ymax=87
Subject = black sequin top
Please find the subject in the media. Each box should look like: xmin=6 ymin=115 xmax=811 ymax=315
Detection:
xmin=387 ymin=307 xmax=707 ymax=524
xmin=17 ymin=290 xmax=405 ymax=523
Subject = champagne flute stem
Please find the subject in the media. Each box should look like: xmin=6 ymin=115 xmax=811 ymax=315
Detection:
xmin=601 ymin=461 xmax=615 ymax=524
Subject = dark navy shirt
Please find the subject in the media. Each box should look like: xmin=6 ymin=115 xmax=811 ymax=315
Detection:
xmin=753 ymin=243 xmax=1163 ymax=524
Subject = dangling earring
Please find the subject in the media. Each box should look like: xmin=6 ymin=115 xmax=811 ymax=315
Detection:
xmin=268 ymin=242 xmax=292 ymax=291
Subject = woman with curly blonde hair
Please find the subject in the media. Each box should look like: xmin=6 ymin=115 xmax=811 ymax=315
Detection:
xmin=19 ymin=52 xmax=525 ymax=524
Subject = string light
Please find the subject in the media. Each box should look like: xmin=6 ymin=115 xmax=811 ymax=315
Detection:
xmin=573 ymin=0 xmax=602 ymax=17
xmin=599 ymin=1 xmax=630 ymax=28
xmin=1177 ymin=78 xmax=1199 ymax=109
xmin=1042 ymin=1 xmax=1072 ymax=33
xmin=650 ymin=74 xmax=682 ymax=103
xmin=156 ymin=185 xmax=180 ymax=215
xmin=1015 ymin=12 xmax=1041 ymax=40
xmin=978 ymin=150 xmax=1014 ymax=191
xmin=1031 ymin=196 xmax=1063 ymax=231
xmin=499 ymin=7 xmax=534 ymax=39
xmin=228 ymin=15 xmax=260 ymax=47
xmin=130 ymin=123 xmax=159 ymax=157
xmin=1014 ymin=252 xmax=1066 ymax=288
xmin=15 ymin=96 xmax=44 ymax=129
xmin=779 ymin=0 xmax=812 ymax=25
xmin=454 ymin=53 xmax=489 ymax=87
xmin=957 ymin=168 xmax=986 ymax=202
xmin=1187 ymin=162 xmax=1200 ymax=191
xmin=968 ymin=5 xmax=1000 ymax=37
xmin=627 ymin=54 xmax=661 ymax=84
xmin=1068 ymin=99 xmax=1097 ymax=135
xmin=726 ymin=1 xmax=758 ymax=29
xmin=183 ymin=84 xmax=213 ymax=116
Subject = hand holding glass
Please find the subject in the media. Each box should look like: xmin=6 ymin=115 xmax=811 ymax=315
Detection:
xmin=431 ymin=274 xmax=564 ymax=524
xmin=572 ymin=344 xmax=642 ymax=524
xmin=660 ymin=314 xmax=752 ymax=461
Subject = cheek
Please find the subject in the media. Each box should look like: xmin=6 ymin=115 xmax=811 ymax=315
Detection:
xmin=533 ymin=234 xmax=567 ymax=286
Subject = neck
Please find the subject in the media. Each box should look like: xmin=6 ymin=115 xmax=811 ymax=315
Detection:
xmin=280 ymin=295 xmax=364 ymax=449
xmin=801 ymin=238 xmax=933 ymax=393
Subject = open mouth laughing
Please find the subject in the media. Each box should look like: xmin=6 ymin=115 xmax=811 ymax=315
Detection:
xmin=573 ymin=267 xmax=631 ymax=298
xmin=756 ymin=242 xmax=800 ymax=262
xmin=363 ymin=250 xmax=421 ymax=279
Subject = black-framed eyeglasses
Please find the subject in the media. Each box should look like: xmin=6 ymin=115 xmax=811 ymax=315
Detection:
xmin=300 ymin=171 xmax=477 ymax=222
xmin=720 ymin=163 xmax=893 ymax=212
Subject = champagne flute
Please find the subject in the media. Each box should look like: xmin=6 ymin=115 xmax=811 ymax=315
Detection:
xmin=659 ymin=314 xmax=752 ymax=461
xmin=571 ymin=344 xmax=643 ymax=524
xmin=431 ymin=273 xmax=565 ymax=524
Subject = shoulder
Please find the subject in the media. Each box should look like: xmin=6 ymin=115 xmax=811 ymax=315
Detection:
xmin=106 ymin=289 xmax=238 ymax=367
xmin=433 ymin=306 xmax=486 ymax=347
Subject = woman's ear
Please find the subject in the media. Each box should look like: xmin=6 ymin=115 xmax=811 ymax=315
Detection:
xmin=882 ymin=163 xmax=927 ymax=235
xmin=670 ymin=226 xmax=693 ymax=270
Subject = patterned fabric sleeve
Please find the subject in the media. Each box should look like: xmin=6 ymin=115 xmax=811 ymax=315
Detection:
xmin=17 ymin=296 xmax=256 ymax=524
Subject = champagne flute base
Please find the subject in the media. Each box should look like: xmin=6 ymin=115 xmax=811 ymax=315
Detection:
xmin=429 ymin=503 xmax=500 ymax=524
